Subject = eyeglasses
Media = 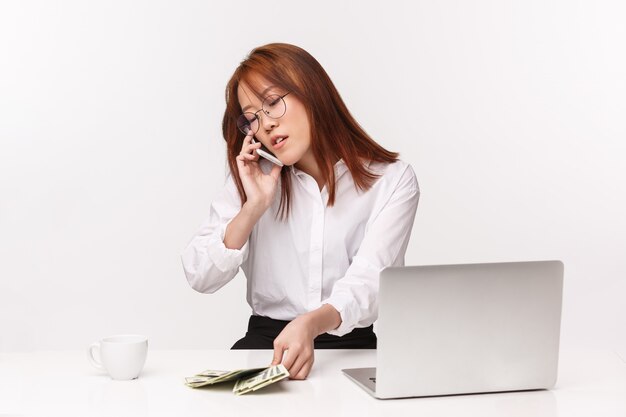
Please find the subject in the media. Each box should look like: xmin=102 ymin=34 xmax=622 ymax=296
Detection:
xmin=236 ymin=92 xmax=291 ymax=135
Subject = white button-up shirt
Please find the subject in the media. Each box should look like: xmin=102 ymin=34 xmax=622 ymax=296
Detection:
xmin=180 ymin=158 xmax=420 ymax=336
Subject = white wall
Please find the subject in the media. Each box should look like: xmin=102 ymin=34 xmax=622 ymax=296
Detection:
xmin=1 ymin=0 xmax=624 ymax=354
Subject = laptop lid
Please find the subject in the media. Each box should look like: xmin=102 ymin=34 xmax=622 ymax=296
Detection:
xmin=374 ymin=260 xmax=563 ymax=399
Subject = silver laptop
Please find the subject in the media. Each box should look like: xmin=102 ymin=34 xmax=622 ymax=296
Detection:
xmin=342 ymin=260 xmax=564 ymax=399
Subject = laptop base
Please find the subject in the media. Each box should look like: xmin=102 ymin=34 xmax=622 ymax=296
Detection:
xmin=342 ymin=368 xmax=377 ymax=398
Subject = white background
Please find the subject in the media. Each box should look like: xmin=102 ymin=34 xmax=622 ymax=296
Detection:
xmin=1 ymin=0 xmax=624 ymax=355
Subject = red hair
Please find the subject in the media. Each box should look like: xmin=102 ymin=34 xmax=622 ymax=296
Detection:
xmin=221 ymin=43 xmax=399 ymax=220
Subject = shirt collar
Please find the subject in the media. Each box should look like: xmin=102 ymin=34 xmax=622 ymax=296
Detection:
xmin=290 ymin=158 xmax=347 ymax=178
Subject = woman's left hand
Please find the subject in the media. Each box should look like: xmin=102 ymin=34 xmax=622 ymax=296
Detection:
xmin=271 ymin=315 xmax=317 ymax=380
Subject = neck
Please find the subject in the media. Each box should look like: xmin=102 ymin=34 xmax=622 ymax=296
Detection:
xmin=295 ymin=152 xmax=339 ymax=191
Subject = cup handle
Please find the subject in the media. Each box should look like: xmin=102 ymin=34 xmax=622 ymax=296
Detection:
xmin=88 ymin=342 xmax=105 ymax=370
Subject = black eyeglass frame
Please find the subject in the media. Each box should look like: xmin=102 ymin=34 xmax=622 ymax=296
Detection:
xmin=237 ymin=92 xmax=291 ymax=135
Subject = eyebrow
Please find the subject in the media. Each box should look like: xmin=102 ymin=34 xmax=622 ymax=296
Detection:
xmin=241 ymin=85 xmax=277 ymax=112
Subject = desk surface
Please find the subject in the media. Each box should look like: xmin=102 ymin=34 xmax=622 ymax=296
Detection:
xmin=1 ymin=349 xmax=625 ymax=417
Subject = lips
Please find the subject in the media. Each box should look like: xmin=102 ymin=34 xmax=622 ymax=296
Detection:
xmin=272 ymin=135 xmax=289 ymax=150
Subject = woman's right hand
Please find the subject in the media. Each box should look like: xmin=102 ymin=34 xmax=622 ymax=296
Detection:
xmin=236 ymin=130 xmax=283 ymax=212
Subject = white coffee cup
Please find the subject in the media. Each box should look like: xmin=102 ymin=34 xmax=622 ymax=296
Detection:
xmin=88 ymin=334 xmax=148 ymax=380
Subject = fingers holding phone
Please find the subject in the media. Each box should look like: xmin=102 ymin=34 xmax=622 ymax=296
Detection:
xmin=237 ymin=130 xmax=262 ymax=164
xmin=236 ymin=131 xmax=282 ymax=210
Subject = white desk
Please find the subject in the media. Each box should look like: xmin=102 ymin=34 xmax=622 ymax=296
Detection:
xmin=1 ymin=349 xmax=625 ymax=417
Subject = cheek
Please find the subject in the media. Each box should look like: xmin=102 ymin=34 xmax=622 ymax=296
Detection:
xmin=295 ymin=115 xmax=311 ymax=143
xmin=293 ymin=125 xmax=310 ymax=148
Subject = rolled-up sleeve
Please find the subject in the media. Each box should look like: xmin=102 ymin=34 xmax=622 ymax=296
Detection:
xmin=180 ymin=174 xmax=250 ymax=294
xmin=323 ymin=164 xmax=420 ymax=336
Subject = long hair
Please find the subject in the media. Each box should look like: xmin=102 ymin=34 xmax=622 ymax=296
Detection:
xmin=222 ymin=43 xmax=399 ymax=220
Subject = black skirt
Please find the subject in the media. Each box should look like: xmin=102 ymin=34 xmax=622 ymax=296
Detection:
xmin=231 ymin=315 xmax=377 ymax=349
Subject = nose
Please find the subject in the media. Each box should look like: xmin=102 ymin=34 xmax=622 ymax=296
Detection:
xmin=258 ymin=111 xmax=278 ymax=132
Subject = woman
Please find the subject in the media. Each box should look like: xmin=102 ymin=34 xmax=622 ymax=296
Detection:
xmin=181 ymin=43 xmax=420 ymax=380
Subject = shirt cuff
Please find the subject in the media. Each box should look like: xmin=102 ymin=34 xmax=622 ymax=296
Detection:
xmin=206 ymin=218 xmax=249 ymax=272
xmin=323 ymin=296 xmax=359 ymax=337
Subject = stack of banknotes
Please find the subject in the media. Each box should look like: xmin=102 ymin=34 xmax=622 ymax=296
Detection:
xmin=185 ymin=364 xmax=290 ymax=395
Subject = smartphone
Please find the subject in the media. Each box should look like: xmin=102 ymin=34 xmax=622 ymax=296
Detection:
xmin=251 ymin=137 xmax=284 ymax=167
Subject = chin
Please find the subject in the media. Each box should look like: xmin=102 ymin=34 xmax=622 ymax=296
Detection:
xmin=276 ymin=154 xmax=299 ymax=167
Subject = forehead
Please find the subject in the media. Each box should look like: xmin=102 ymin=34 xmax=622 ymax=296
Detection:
xmin=237 ymin=75 xmax=281 ymax=108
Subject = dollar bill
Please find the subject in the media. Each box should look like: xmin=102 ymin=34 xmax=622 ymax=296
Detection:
xmin=206 ymin=368 xmax=267 ymax=385
xmin=185 ymin=365 xmax=290 ymax=394
xmin=185 ymin=376 xmax=216 ymax=387
xmin=184 ymin=367 xmax=268 ymax=388
xmin=233 ymin=364 xmax=289 ymax=396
